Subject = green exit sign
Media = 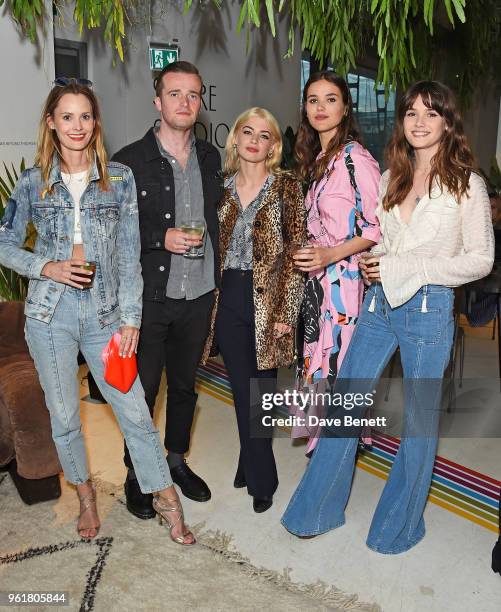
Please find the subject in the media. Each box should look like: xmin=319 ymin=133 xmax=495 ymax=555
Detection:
xmin=149 ymin=46 xmax=179 ymax=70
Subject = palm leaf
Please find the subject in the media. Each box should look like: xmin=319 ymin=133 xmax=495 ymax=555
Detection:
xmin=0 ymin=159 xmax=30 ymax=301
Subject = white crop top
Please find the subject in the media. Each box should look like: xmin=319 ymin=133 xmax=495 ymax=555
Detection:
xmin=61 ymin=170 xmax=88 ymax=245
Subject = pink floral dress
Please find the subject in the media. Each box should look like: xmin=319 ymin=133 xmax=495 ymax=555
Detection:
xmin=293 ymin=142 xmax=381 ymax=451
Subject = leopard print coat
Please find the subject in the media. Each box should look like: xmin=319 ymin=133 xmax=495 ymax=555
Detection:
xmin=201 ymin=173 xmax=306 ymax=370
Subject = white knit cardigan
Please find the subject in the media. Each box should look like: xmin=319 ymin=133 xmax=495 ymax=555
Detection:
xmin=374 ymin=170 xmax=494 ymax=309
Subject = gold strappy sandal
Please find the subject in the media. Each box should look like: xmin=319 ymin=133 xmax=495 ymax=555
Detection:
xmin=152 ymin=495 xmax=196 ymax=546
xmin=77 ymin=482 xmax=100 ymax=540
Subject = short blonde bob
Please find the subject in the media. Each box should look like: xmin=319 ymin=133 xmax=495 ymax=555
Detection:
xmin=224 ymin=107 xmax=283 ymax=176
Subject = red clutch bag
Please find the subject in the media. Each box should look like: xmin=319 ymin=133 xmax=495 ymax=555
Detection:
xmin=101 ymin=332 xmax=138 ymax=394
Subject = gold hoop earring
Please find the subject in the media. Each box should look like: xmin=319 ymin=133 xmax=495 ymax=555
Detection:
xmin=267 ymin=150 xmax=273 ymax=159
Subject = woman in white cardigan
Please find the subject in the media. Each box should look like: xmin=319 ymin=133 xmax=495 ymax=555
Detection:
xmin=281 ymin=80 xmax=494 ymax=554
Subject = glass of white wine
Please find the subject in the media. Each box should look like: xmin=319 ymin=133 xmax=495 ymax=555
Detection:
xmin=179 ymin=218 xmax=206 ymax=258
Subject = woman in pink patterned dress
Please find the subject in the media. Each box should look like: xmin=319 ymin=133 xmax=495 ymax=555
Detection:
xmin=292 ymin=71 xmax=381 ymax=452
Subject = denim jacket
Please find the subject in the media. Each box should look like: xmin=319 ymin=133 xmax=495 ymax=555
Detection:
xmin=0 ymin=157 xmax=143 ymax=328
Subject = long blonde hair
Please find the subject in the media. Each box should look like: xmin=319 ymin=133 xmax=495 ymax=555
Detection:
xmin=224 ymin=107 xmax=283 ymax=176
xmin=35 ymin=83 xmax=109 ymax=197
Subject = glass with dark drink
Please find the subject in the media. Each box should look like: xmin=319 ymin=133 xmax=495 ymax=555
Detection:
xmin=74 ymin=261 xmax=96 ymax=288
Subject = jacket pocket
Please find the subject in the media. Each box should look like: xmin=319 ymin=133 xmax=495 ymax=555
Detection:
xmin=26 ymin=279 xmax=48 ymax=306
xmin=95 ymin=206 xmax=120 ymax=240
xmin=31 ymin=206 xmax=58 ymax=240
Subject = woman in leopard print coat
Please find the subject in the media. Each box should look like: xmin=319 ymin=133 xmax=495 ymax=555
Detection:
xmin=202 ymin=107 xmax=306 ymax=512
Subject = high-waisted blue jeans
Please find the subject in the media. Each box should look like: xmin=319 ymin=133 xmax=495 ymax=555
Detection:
xmin=25 ymin=287 xmax=172 ymax=493
xmin=281 ymin=284 xmax=454 ymax=554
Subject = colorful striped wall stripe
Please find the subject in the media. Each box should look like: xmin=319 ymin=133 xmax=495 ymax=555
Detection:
xmin=357 ymin=432 xmax=500 ymax=533
xmin=195 ymin=360 xmax=500 ymax=534
xmin=196 ymin=360 xmax=234 ymax=405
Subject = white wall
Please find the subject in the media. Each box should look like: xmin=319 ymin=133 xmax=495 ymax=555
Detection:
xmin=55 ymin=1 xmax=301 ymax=157
xmin=0 ymin=2 xmax=54 ymax=169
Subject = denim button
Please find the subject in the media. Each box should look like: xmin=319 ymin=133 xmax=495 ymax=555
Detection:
xmin=141 ymin=190 xmax=147 ymax=197
xmin=165 ymin=213 xmax=171 ymax=219
xmin=159 ymin=266 xmax=165 ymax=271
xmin=165 ymin=186 xmax=170 ymax=191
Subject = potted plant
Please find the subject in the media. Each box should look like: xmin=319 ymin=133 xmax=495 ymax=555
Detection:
xmin=0 ymin=160 xmax=36 ymax=301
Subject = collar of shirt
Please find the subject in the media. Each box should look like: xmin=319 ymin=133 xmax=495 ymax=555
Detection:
xmin=226 ymin=173 xmax=275 ymax=212
xmin=154 ymin=126 xmax=196 ymax=161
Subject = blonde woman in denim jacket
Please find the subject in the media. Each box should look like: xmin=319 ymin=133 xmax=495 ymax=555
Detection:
xmin=0 ymin=80 xmax=195 ymax=545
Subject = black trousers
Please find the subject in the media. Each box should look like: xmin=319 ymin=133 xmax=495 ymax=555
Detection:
xmin=124 ymin=290 xmax=214 ymax=468
xmin=215 ymin=270 xmax=278 ymax=498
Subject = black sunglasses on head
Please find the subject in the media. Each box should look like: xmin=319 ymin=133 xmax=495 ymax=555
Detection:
xmin=53 ymin=77 xmax=93 ymax=88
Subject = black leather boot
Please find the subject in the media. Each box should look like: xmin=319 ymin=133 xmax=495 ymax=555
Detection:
xmin=124 ymin=476 xmax=155 ymax=520
xmin=253 ymin=496 xmax=273 ymax=513
xmin=170 ymin=461 xmax=211 ymax=502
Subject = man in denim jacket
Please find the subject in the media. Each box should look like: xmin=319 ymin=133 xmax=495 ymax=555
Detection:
xmin=112 ymin=61 xmax=222 ymax=518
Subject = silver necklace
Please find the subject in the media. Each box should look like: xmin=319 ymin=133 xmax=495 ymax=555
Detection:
xmin=70 ymin=175 xmax=86 ymax=183
xmin=63 ymin=171 xmax=87 ymax=185
xmin=412 ymin=185 xmax=425 ymax=205
xmin=412 ymin=168 xmax=430 ymax=205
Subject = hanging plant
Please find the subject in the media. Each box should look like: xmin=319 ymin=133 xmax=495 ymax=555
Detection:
xmin=2 ymin=1 xmax=500 ymax=104
xmin=1 ymin=0 xmax=129 ymax=60
xmin=184 ymin=0 xmax=501 ymax=104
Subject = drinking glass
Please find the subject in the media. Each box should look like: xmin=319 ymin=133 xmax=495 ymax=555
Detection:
xmin=180 ymin=219 xmax=206 ymax=259
xmin=74 ymin=261 xmax=96 ymax=289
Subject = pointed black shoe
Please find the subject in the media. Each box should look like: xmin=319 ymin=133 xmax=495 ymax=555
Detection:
xmin=253 ymin=496 xmax=273 ymax=513
xmin=233 ymin=467 xmax=247 ymax=489
xmin=170 ymin=461 xmax=211 ymax=502
xmin=124 ymin=477 xmax=155 ymax=520
xmin=492 ymin=539 xmax=501 ymax=575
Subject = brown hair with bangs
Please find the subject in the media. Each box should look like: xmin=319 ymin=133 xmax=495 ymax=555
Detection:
xmin=295 ymin=71 xmax=361 ymax=183
xmin=383 ymin=80 xmax=475 ymax=210
xmin=35 ymin=83 xmax=109 ymax=197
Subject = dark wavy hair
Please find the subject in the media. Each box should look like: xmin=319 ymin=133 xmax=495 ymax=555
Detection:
xmin=384 ymin=80 xmax=475 ymax=210
xmin=295 ymin=71 xmax=361 ymax=183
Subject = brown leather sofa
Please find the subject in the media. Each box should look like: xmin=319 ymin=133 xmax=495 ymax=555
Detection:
xmin=0 ymin=301 xmax=61 ymax=503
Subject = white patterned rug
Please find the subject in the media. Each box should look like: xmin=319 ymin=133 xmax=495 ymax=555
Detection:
xmin=0 ymin=473 xmax=382 ymax=612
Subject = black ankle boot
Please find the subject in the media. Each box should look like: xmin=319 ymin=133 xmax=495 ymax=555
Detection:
xmin=124 ymin=476 xmax=155 ymax=520
xmin=493 ymin=539 xmax=501 ymax=575
xmin=170 ymin=461 xmax=211 ymax=502
xmin=253 ymin=496 xmax=273 ymax=513
xmin=233 ymin=466 xmax=246 ymax=489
